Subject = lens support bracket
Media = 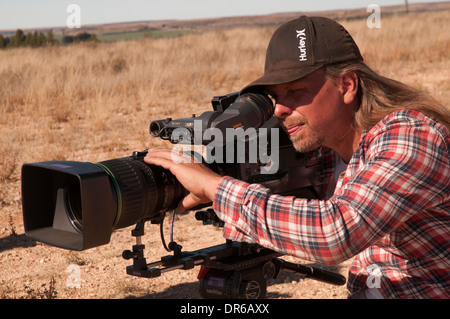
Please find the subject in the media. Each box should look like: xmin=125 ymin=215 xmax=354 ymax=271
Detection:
xmin=121 ymin=212 xmax=347 ymax=299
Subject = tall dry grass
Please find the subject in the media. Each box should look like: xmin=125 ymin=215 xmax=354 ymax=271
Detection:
xmin=0 ymin=10 xmax=449 ymax=201
xmin=0 ymin=27 xmax=273 ymax=169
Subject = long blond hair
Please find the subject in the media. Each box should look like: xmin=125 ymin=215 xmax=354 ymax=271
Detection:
xmin=324 ymin=61 xmax=450 ymax=132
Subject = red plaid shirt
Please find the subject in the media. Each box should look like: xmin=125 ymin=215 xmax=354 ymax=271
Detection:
xmin=213 ymin=110 xmax=450 ymax=299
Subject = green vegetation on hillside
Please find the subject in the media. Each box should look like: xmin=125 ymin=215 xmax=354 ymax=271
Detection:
xmin=0 ymin=27 xmax=198 ymax=49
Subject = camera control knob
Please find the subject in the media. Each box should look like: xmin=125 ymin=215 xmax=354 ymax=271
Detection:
xmin=122 ymin=250 xmax=133 ymax=260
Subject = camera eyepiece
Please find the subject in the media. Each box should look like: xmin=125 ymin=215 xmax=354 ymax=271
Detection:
xmin=149 ymin=118 xmax=172 ymax=139
xmin=148 ymin=91 xmax=274 ymax=146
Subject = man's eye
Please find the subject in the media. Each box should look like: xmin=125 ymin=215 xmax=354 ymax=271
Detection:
xmin=287 ymin=89 xmax=301 ymax=97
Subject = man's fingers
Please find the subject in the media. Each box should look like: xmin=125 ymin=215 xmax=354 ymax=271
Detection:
xmin=145 ymin=148 xmax=195 ymax=166
xmin=144 ymin=151 xmax=173 ymax=170
xmin=177 ymin=194 xmax=205 ymax=212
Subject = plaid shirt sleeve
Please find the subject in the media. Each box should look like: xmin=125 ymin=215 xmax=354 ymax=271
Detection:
xmin=212 ymin=110 xmax=450 ymax=298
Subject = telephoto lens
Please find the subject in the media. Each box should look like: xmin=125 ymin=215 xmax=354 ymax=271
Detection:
xmin=21 ymin=150 xmax=186 ymax=250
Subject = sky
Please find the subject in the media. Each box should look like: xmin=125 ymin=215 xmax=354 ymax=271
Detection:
xmin=0 ymin=0 xmax=447 ymax=30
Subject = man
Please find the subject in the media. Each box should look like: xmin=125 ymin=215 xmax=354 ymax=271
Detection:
xmin=145 ymin=16 xmax=449 ymax=298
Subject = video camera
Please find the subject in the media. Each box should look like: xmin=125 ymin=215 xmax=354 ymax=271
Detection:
xmin=21 ymin=91 xmax=346 ymax=299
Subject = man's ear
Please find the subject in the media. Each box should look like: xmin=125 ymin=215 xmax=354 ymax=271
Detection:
xmin=339 ymin=72 xmax=359 ymax=105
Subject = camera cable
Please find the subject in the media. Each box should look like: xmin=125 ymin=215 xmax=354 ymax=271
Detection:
xmin=160 ymin=210 xmax=177 ymax=252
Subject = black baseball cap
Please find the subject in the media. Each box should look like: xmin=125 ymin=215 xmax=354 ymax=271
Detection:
xmin=241 ymin=16 xmax=363 ymax=93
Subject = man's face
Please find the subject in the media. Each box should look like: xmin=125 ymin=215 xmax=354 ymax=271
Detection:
xmin=266 ymin=69 xmax=347 ymax=153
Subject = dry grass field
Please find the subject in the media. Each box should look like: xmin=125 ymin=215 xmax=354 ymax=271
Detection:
xmin=0 ymin=9 xmax=449 ymax=299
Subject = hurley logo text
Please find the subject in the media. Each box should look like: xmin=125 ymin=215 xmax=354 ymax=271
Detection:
xmin=296 ymin=29 xmax=307 ymax=62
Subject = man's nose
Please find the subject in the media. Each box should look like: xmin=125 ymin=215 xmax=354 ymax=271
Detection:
xmin=274 ymin=102 xmax=293 ymax=119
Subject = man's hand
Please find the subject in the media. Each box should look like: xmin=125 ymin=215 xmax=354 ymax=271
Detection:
xmin=144 ymin=148 xmax=222 ymax=212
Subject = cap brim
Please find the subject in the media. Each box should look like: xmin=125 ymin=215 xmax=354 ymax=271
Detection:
xmin=240 ymin=64 xmax=325 ymax=94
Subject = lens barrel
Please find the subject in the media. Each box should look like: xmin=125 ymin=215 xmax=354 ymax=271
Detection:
xmin=97 ymin=152 xmax=185 ymax=229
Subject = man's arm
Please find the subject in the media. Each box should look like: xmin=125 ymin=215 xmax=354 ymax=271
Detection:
xmin=213 ymin=111 xmax=449 ymax=265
